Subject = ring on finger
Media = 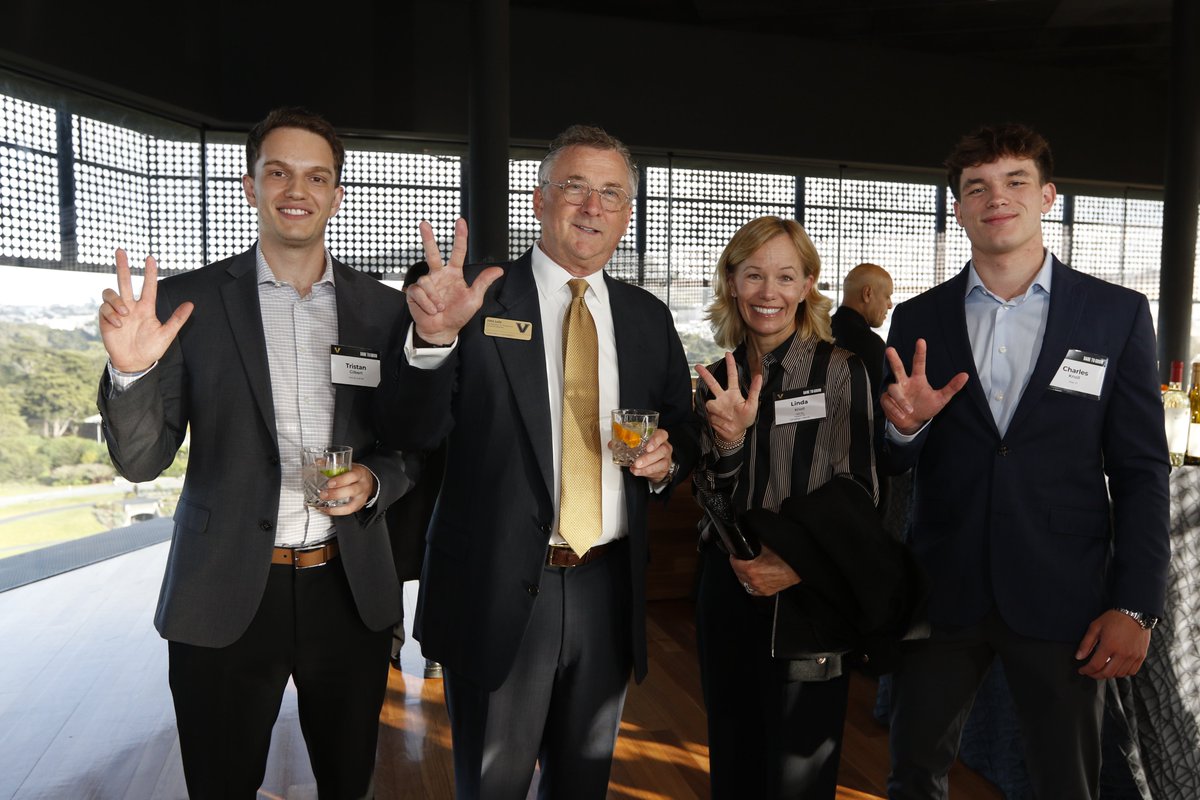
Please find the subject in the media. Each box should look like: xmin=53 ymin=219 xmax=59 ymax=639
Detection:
xmin=742 ymin=581 xmax=755 ymax=595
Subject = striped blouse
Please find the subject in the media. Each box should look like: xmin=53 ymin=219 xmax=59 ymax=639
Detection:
xmin=694 ymin=332 xmax=878 ymax=516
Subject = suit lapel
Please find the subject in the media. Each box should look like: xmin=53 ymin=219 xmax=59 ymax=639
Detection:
xmin=492 ymin=252 xmax=555 ymax=499
xmin=607 ymin=275 xmax=642 ymax=408
xmin=938 ymin=266 xmax=997 ymax=435
xmin=1007 ymin=257 xmax=1086 ymax=433
xmin=220 ymin=248 xmax=277 ymax=439
xmin=331 ymin=260 xmax=367 ymax=447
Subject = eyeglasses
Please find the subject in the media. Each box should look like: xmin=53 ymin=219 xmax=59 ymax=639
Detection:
xmin=543 ymin=180 xmax=633 ymax=212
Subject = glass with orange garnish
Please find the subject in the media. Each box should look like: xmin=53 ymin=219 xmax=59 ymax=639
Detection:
xmin=610 ymin=409 xmax=659 ymax=466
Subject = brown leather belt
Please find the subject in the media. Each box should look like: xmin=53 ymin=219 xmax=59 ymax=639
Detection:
xmin=546 ymin=541 xmax=614 ymax=568
xmin=272 ymin=540 xmax=339 ymax=569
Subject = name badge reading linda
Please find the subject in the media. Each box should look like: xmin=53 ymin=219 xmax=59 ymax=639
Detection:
xmin=1048 ymin=349 xmax=1107 ymax=399
xmin=774 ymin=387 xmax=827 ymax=425
xmin=330 ymin=345 xmax=381 ymax=388
xmin=484 ymin=317 xmax=534 ymax=341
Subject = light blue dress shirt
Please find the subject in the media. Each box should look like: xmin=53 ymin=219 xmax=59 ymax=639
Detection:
xmin=964 ymin=250 xmax=1054 ymax=436
xmin=887 ymin=250 xmax=1055 ymax=442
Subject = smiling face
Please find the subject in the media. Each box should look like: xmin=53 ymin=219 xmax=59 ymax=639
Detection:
xmin=954 ymin=156 xmax=1055 ymax=262
xmin=242 ymin=126 xmax=344 ymax=254
xmin=532 ymin=145 xmax=633 ymax=277
xmin=728 ymin=233 xmax=815 ymax=353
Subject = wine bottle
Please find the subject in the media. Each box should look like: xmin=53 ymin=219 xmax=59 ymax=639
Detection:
xmin=1163 ymin=360 xmax=1189 ymax=468
xmin=1187 ymin=363 xmax=1200 ymax=465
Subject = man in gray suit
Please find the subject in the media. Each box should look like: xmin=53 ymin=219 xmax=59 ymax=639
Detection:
xmin=96 ymin=108 xmax=416 ymax=799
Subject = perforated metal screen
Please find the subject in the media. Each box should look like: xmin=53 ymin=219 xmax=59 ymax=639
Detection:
xmin=0 ymin=85 xmax=1188 ymax=320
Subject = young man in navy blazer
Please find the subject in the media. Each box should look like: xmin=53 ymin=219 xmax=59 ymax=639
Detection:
xmin=97 ymin=108 xmax=415 ymax=798
xmin=880 ymin=123 xmax=1170 ymax=799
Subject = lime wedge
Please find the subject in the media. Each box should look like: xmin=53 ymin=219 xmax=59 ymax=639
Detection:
xmin=321 ymin=466 xmax=350 ymax=478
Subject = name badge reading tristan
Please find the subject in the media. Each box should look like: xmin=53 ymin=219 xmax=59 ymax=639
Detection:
xmin=1048 ymin=349 xmax=1107 ymax=399
xmin=484 ymin=317 xmax=534 ymax=341
xmin=774 ymin=387 xmax=827 ymax=425
xmin=330 ymin=345 xmax=381 ymax=388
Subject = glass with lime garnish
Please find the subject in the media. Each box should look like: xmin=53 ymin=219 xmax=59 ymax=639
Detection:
xmin=301 ymin=445 xmax=353 ymax=507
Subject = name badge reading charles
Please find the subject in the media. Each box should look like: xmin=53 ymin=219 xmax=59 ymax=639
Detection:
xmin=330 ymin=345 xmax=380 ymax=388
xmin=1048 ymin=349 xmax=1107 ymax=399
xmin=484 ymin=316 xmax=534 ymax=341
xmin=774 ymin=387 xmax=827 ymax=425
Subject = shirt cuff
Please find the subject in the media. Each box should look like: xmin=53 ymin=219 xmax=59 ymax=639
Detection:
xmin=885 ymin=418 xmax=931 ymax=444
xmin=403 ymin=326 xmax=457 ymax=370
xmin=107 ymin=360 xmax=158 ymax=396
xmin=362 ymin=464 xmax=381 ymax=509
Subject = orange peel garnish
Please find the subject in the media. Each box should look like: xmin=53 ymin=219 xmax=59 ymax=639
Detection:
xmin=613 ymin=421 xmax=643 ymax=448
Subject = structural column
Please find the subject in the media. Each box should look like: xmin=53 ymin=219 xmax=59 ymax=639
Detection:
xmin=467 ymin=0 xmax=510 ymax=264
xmin=1157 ymin=0 xmax=1200 ymax=376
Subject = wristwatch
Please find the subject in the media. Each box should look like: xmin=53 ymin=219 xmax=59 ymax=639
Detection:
xmin=1115 ymin=608 xmax=1160 ymax=630
xmin=663 ymin=460 xmax=680 ymax=484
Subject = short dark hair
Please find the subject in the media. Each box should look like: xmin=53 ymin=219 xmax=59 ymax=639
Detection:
xmin=246 ymin=107 xmax=346 ymax=185
xmin=945 ymin=123 xmax=1054 ymax=201
xmin=538 ymin=124 xmax=639 ymax=198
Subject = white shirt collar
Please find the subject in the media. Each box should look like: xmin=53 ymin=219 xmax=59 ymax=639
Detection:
xmin=531 ymin=242 xmax=609 ymax=304
xmin=255 ymin=243 xmax=335 ymax=288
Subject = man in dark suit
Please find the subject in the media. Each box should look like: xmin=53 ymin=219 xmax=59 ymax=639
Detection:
xmin=833 ymin=262 xmax=894 ymax=509
xmin=96 ymin=108 xmax=416 ymax=798
xmin=880 ymin=123 xmax=1170 ymax=799
xmin=378 ymin=125 xmax=700 ymax=798
xmin=831 ymin=261 xmax=893 ymax=395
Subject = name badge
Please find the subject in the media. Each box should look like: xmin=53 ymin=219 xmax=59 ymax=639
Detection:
xmin=330 ymin=345 xmax=380 ymax=388
xmin=484 ymin=317 xmax=534 ymax=341
xmin=774 ymin=387 xmax=827 ymax=424
xmin=1048 ymin=349 xmax=1107 ymax=399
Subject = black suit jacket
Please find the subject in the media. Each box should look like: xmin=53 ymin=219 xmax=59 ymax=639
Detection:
xmin=831 ymin=306 xmax=885 ymax=396
xmin=882 ymin=258 xmax=1170 ymax=641
xmin=98 ymin=247 xmax=415 ymax=647
xmin=378 ymin=250 xmax=700 ymax=691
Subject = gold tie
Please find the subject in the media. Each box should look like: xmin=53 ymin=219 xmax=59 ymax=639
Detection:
xmin=559 ymin=278 xmax=602 ymax=555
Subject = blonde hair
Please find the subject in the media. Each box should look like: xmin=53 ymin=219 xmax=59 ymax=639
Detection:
xmin=705 ymin=216 xmax=833 ymax=350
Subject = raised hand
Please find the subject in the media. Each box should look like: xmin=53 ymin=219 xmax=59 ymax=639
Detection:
xmin=695 ymin=352 xmax=762 ymax=445
xmin=98 ymin=249 xmax=193 ymax=373
xmin=405 ymin=218 xmax=504 ymax=345
xmin=881 ymin=338 xmax=969 ymax=435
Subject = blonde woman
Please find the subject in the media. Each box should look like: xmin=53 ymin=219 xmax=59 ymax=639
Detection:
xmin=693 ymin=215 xmax=878 ymax=799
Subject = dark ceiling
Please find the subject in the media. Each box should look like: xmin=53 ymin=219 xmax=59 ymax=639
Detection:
xmin=516 ymin=0 xmax=1174 ymax=82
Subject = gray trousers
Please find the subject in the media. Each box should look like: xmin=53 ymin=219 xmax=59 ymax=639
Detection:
xmin=887 ymin=609 xmax=1105 ymax=800
xmin=442 ymin=543 xmax=633 ymax=800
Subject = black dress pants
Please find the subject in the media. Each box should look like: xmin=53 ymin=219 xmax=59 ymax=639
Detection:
xmin=168 ymin=556 xmax=393 ymax=799
xmin=696 ymin=546 xmax=851 ymax=800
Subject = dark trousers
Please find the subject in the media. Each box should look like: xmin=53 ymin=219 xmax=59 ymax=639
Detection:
xmin=696 ymin=546 xmax=851 ymax=800
xmin=887 ymin=609 xmax=1105 ymax=800
xmin=168 ymin=557 xmax=393 ymax=800
xmin=442 ymin=541 xmax=633 ymax=800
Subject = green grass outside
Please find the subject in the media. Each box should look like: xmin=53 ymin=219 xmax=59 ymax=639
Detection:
xmin=0 ymin=487 xmax=164 ymax=560
xmin=0 ymin=506 xmax=113 ymax=558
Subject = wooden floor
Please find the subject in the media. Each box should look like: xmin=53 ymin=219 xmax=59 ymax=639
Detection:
xmin=0 ymin=543 xmax=1002 ymax=799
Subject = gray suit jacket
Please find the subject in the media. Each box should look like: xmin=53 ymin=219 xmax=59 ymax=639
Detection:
xmin=98 ymin=246 xmax=414 ymax=648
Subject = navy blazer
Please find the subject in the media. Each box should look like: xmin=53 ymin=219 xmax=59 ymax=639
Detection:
xmin=99 ymin=247 xmax=414 ymax=647
xmin=882 ymin=257 xmax=1170 ymax=643
xmin=378 ymin=250 xmax=701 ymax=691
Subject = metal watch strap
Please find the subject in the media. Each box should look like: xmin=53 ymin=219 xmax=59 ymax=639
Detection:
xmin=1115 ymin=607 xmax=1159 ymax=630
